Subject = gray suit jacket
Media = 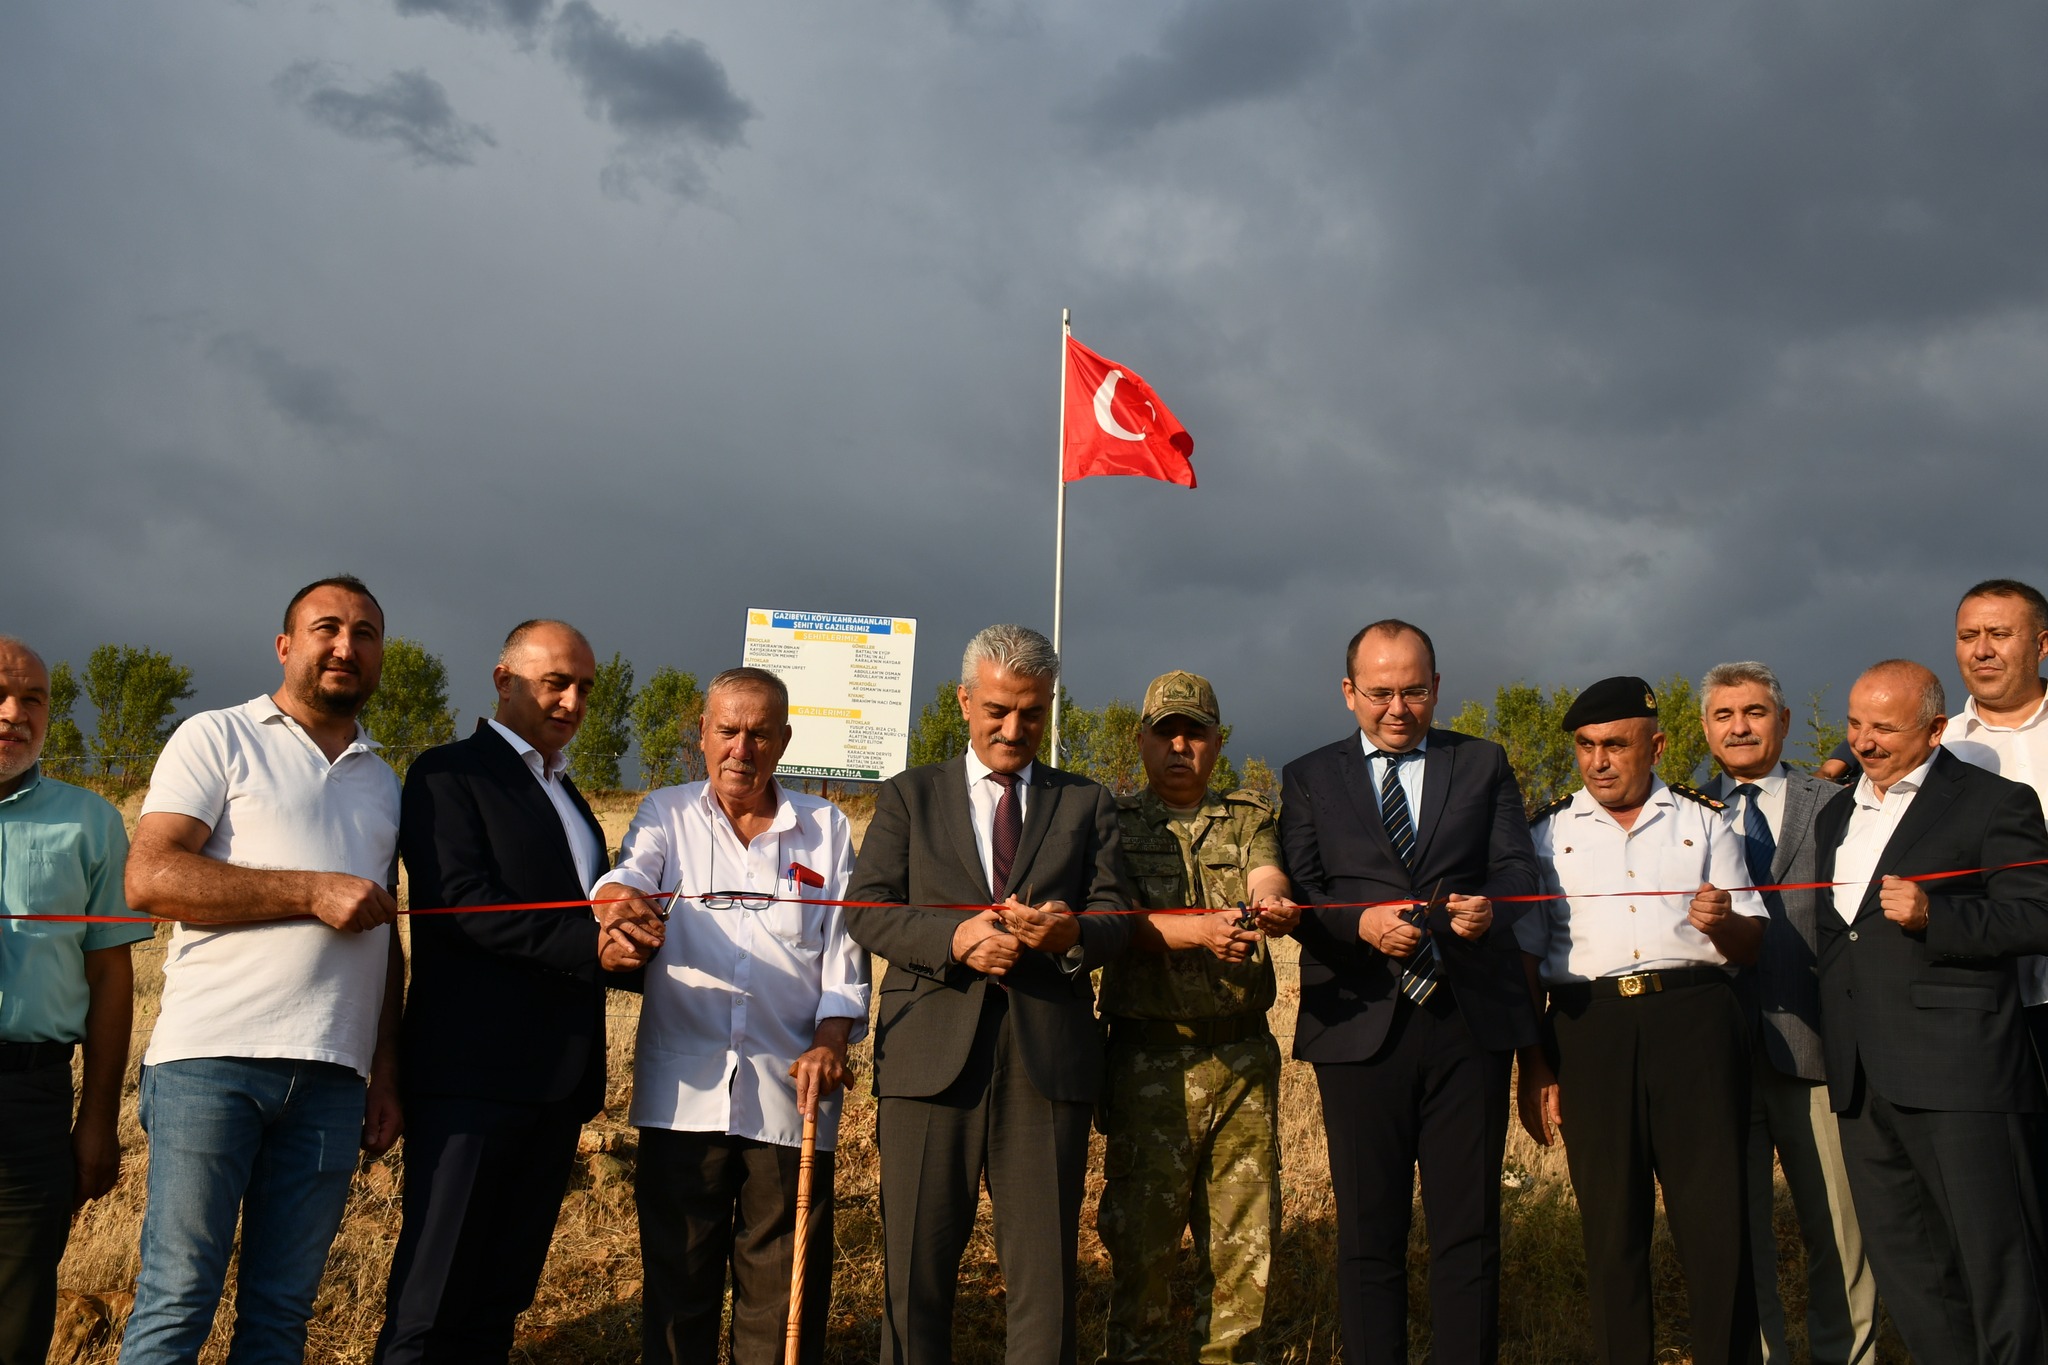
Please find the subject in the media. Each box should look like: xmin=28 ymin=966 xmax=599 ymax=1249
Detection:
xmin=846 ymin=756 xmax=1132 ymax=1103
xmin=1707 ymin=764 xmax=1830 ymax=1081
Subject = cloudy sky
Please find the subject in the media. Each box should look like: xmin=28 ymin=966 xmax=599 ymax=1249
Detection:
xmin=8 ymin=0 xmax=2046 ymax=770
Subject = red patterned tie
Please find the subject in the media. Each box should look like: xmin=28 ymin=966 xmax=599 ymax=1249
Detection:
xmin=990 ymin=770 xmax=1022 ymax=896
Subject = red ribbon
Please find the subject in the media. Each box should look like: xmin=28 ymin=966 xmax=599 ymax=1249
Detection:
xmin=8 ymin=857 xmax=2048 ymax=927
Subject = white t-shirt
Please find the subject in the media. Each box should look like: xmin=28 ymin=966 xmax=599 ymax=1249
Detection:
xmin=141 ymin=695 xmax=401 ymax=1078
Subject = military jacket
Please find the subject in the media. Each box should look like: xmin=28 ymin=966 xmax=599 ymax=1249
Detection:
xmin=1098 ymin=787 xmax=1282 ymax=1021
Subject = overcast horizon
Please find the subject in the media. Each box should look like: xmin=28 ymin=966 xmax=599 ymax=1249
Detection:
xmin=8 ymin=0 xmax=2047 ymax=772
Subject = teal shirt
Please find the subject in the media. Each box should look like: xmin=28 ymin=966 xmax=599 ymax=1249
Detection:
xmin=0 ymin=765 xmax=154 ymax=1043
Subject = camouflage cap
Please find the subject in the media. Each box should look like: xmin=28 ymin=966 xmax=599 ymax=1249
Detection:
xmin=1141 ymin=670 xmax=1221 ymax=728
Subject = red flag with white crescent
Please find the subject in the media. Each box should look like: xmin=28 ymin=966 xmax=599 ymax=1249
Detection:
xmin=1062 ymin=338 xmax=1196 ymax=488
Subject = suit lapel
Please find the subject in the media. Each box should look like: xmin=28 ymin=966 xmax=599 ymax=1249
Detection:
xmin=1411 ymin=735 xmax=1453 ymax=865
xmin=1005 ymin=764 xmax=1060 ymax=900
xmin=1854 ymin=756 xmax=1964 ymax=920
xmin=937 ymin=756 xmax=991 ymax=901
xmin=562 ymin=775 xmax=610 ymax=876
xmin=1772 ymin=771 xmax=1818 ymax=880
xmin=472 ymin=722 xmax=587 ymax=892
xmin=1335 ymin=738 xmax=1399 ymax=866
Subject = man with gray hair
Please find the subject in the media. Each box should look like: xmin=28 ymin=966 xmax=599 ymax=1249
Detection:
xmin=847 ymin=624 xmax=1132 ymax=1365
xmin=1699 ymin=661 xmax=1876 ymax=1365
xmin=0 ymin=637 xmax=154 ymax=1364
xmin=1814 ymin=659 xmax=2048 ymax=1362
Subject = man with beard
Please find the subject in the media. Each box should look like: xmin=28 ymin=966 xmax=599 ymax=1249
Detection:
xmin=0 ymin=637 xmax=154 ymax=1364
xmin=121 ymin=576 xmax=406 ymax=1365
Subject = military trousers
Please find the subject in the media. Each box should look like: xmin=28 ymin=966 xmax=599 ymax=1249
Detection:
xmin=1097 ymin=1029 xmax=1281 ymax=1365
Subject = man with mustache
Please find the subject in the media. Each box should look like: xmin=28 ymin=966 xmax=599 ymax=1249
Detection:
xmin=121 ymin=576 xmax=406 ymax=1364
xmin=1516 ymin=675 xmax=1767 ymax=1365
xmin=1096 ymin=671 xmax=1299 ymax=1365
xmin=1698 ymin=662 xmax=1876 ymax=1365
xmin=847 ymin=624 xmax=1131 ymax=1365
xmin=1816 ymin=659 xmax=2048 ymax=1362
xmin=374 ymin=620 xmax=656 ymax=1362
xmin=591 ymin=667 xmax=869 ymax=1365
xmin=0 ymin=636 xmax=154 ymax=1365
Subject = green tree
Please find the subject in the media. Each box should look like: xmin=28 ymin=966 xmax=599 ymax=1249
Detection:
xmin=1453 ymin=683 xmax=1581 ymax=815
xmin=1801 ymin=684 xmax=1846 ymax=772
xmin=84 ymin=644 xmax=195 ymax=783
xmin=633 ymin=666 xmax=704 ymax=788
xmin=41 ymin=660 xmax=89 ymax=780
xmin=1236 ymin=756 xmax=1281 ymax=804
xmin=1065 ymin=698 xmax=1146 ymax=796
xmin=358 ymin=638 xmax=456 ymax=779
xmin=568 ymin=652 xmax=635 ymax=791
xmin=1655 ymin=672 xmax=1711 ymax=788
xmin=907 ymin=679 xmax=970 ymax=768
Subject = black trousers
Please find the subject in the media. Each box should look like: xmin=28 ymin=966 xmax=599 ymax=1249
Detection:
xmin=1314 ymin=989 xmax=1511 ymax=1365
xmin=373 ymin=1092 xmax=585 ymax=1364
xmin=636 ymin=1127 xmax=836 ymax=1365
xmin=1836 ymin=1067 xmax=2048 ymax=1365
xmin=1550 ymin=977 xmax=1759 ymax=1365
xmin=0 ymin=1062 xmax=73 ymax=1365
xmin=875 ymin=989 xmax=1094 ymax=1365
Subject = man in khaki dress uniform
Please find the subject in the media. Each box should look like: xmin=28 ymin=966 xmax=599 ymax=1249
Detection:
xmin=1097 ymin=671 xmax=1300 ymax=1364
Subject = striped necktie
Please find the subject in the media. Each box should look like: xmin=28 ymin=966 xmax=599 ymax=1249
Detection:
xmin=1378 ymin=750 xmax=1440 ymax=1005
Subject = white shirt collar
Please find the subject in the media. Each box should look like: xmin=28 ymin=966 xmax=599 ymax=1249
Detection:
xmin=1953 ymin=689 xmax=2048 ymax=737
xmin=253 ymin=692 xmax=379 ymax=751
xmin=1359 ymin=732 xmax=1429 ymax=761
xmin=965 ymin=745 xmax=1035 ymax=788
xmin=1721 ymin=762 xmax=1787 ymax=797
xmin=1852 ymin=752 xmax=1937 ymax=810
xmin=486 ymin=717 xmax=567 ymax=780
xmin=692 ymin=775 xmax=800 ymax=839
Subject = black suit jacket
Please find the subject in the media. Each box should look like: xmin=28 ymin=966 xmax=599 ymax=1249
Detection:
xmin=846 ymin=756 xmax=1132 ymax=1103
xmin=1814 ymin=747 xmax=2048 ymax=1114
xmin=398 ymin=721 xmax=627 ymax=1118
xmin=1280 ymin=728 xmax=1542 ymax=1060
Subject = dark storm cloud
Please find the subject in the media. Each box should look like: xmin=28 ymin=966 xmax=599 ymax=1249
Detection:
xmin=275 ymin=63 xmax=495 ymax=167
xmin=1076 ymin=0 xmax=1353 ymax=139
xmin=394 ymin=0 xmax=552 ymax=33
xmin=206 ymin=333 xmax=378 ymax=440
xmin=549 ymin=1 xmax=753 ymax=196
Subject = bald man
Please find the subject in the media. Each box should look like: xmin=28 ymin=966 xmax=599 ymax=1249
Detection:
xmin=375 ymin=620 xmax=656 ymax=1363
xmin=1815 ymin=660 xmax=2048 ymax=1364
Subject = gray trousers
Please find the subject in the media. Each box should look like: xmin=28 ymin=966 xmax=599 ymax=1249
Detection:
xmin=0 ymin=1062 xmax=73 ymax=1365
xmin=1745 ymin=1042 xmax=1877 ymax=1365
xmin=875 ymin=993 xmax=1093 ymax=1365
xmin=636 ymin=1127 xmax=835 ymax=1365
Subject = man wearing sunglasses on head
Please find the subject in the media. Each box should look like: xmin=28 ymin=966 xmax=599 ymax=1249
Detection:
xmin=592 ymin=666 xmax=870 ymax=1365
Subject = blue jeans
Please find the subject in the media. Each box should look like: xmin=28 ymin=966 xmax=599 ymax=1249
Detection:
xmin=121 ymin=1058 xmax=365 ymax=1365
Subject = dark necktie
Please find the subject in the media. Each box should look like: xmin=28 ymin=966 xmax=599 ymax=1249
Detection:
xmin=1378 ymin=750 xmax=1439 ymax=1005
xmin=989 ymin=770 xmax=1022 ymax=896
xmin=1732 ymin=782 xmax=1777 ymax=888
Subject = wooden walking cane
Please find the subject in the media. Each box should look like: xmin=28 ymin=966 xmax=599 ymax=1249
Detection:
xmin=784 ymin=1112 xmax=819 ymax=1365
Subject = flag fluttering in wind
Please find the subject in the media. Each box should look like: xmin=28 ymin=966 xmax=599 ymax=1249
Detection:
xmin=1061 ymin=337 xmax=1196 ymax=488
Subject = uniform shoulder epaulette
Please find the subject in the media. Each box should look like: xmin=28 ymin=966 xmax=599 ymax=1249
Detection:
xmin=1527 ymin=792 xmax=1574 ymax=827
xmin=1115 ymin=790 xmax=1146 ymax=811
xmin=1223 ymin=787 xmax=1274 ymax=812
xmin=1668 ymin=782 xmax=1727 ymax=811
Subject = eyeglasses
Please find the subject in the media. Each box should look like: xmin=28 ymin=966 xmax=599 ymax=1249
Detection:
xmin=1353 ymin=686 xmax=1434 ymax=707
xmin=697 ymin=890 xmax=774 ymax=910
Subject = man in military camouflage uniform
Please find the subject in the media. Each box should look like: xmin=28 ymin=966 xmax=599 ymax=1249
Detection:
xmin=1097 ymin=671 xmax=1301 ymax=1365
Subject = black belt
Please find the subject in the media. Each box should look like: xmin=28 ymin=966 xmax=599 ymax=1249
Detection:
xmin=0 ymin=1041 xmax=75 ymax=1072
xmin=1107 ymin=1015 xmax=1270 ymax=1048
xmin=1556 ymin=967 xmax=1732 ymax=1002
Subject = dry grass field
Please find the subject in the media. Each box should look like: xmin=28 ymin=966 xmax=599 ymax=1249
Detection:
xmin=49 ymin=792 xmax=1907 ymax=1363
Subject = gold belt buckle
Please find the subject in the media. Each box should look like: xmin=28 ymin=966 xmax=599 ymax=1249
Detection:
xmin=1617 ymin=972 xmax=1660 ymax=998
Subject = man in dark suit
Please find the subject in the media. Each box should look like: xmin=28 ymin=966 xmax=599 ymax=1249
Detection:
xmin=846 ymin=623 xmax=1132 ymax=1365
xmin=375 ymin=620 xmax=657 ymax=1363
xmin=1279 ymin=619 xmax=1541 ymax=1365
xmin=1699 ymin=662 xmax=1875 ymax=1365
xmin=1816 ymin=659 xmax=2048 ymax=1365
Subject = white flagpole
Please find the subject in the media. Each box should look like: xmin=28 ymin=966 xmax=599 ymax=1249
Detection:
xmin=1050 ymin=307 xmax=1071 ymax=768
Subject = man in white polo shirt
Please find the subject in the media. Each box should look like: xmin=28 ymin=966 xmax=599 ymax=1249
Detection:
xmin=591 ymin=666 xmax=870 ymax=1365
xmin=120 ymin=575 xmax=404 ymax=1365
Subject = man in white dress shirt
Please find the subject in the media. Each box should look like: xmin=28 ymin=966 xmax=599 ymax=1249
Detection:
xmin=1699 ymin=662 xmax=1877 ymax=1365
xmin=593 ymin=666 xmax=870 ymax=1365
xmin=1515 ymin=675 xmax=1768 ymax=1365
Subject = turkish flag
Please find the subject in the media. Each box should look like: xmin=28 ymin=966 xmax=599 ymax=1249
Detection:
xmin=1062 ymin=338 xmax=1196 ymax=488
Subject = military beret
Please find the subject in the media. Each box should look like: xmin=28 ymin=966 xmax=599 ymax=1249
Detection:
xmin=1560 ymin=676 xmax=1660 ymax=731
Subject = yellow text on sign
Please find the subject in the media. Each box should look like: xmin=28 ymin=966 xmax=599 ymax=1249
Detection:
xmin=793 ymin=630 xmax=869 ymax=644
xmin=791 ymin=706 xmax=862 ymax=719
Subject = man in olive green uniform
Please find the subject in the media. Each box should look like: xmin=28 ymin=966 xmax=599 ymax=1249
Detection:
xmin=1097 ymin=672 xmax=1301 ymax=1365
